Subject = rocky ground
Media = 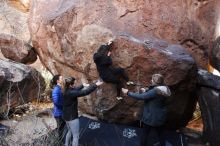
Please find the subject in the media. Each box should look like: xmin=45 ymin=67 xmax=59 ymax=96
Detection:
xmin=0 ymin=101 xmax=208 ymax=146
xmin=0 ymin=101 xmax=56 ymax=146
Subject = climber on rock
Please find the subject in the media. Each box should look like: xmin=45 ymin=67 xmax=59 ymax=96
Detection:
xmin=93 ymin=39 xmax=134 ymax=100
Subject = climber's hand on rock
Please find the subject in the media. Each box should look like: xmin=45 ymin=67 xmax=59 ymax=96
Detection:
xmin=122 ymin=88 xmax=128 ymax=94
xmin=83 ymin=83 xmax=90 ymax=87
xmin=95 ymin=79 xmax=103 ymax=86
xmin=140 ymin=88 xmax=146 ymax=93
xmin=107 ymin=38 xmax=114 ymax=45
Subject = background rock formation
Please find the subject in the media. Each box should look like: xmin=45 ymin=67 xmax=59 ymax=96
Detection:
xmin=0 ymin=33 xmax=37 ymax=64
xmin=0 ymin=59 xmax=45 ymax=118
xmin=0 ymin=0 xmax=30 ymax=41
xmin=7 ymin=0 xmax=30 ymax=12
xmin=0 ymin=1 xmax=46 ymax=72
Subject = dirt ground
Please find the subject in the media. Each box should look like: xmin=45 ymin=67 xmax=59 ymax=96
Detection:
xmin=0 ymin=101 xmax=208 ymax=146
xmin=0 ymin=102 xmax=56 ymax=145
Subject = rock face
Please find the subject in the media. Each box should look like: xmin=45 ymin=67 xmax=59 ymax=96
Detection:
xmin=87 ymin=36 xmax=197 ymax=129
xmin=0 ymin=33 xmax=37 ymax=64
xmin=0 ymin=59 xmax=45 ymax=118
xmin=0 ymin=0 xmax=30 ymax=41
xmin=29 ymin=0 xmax=219 ymax=71
xmin=7 ymin=0 xmax=30 ymax=12
xmin=28 ymin=0 xmax=215 ymax=128
xmin=197 ymin=69 xmax=220 ymax=146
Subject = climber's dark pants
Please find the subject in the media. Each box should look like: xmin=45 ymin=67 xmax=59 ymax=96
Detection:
xmin=102 ymin=67 xmax=129 ymax=96
xmin=142 ymin=124 xmax=165 ymax=146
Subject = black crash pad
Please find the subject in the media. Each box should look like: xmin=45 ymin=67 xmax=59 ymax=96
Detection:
xmin=78 ymin=116 xmax=187 ymax=146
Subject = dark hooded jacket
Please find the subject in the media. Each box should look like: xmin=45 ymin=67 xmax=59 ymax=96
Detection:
xmin=93 ymin=52 xmax=114 ymax=81
xmin=128 ymin=85 xmax=171 ymax=127
xmin=93 ymin=45 xmax=128 ymax=86
xmin=63 ymin=84 xmax=97 ymax=121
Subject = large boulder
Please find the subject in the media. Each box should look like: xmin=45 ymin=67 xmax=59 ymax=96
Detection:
xmin=29 ymin=0 xmax=219 ymax=70
xmin=81 ymin=35 xmax=198 ymax=129
xmin=28 ymin=0 xmax=204 ymax=128
xmin=197 ymin=69 xmax=220 ymax=146
xmin=0 ymin=0 xmax=30 ymax=41
xmin=0 ymin=33 xmax=37 ymax=64
xmin=0 ymin=59 xmax=45 ymax=118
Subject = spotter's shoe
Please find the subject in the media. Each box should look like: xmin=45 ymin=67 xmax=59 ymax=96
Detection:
xmin=116 ymin=96 xmax=123 ymax=100
xmin=126 ymin=81 xmax=135 ymax=86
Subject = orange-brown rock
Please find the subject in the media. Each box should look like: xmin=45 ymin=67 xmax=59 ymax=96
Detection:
xmin=83 ymin=35 xmax=197 ymax=129
xmin=0 ymin=33 xmax=37 ymax=64
xmin=29 ymin=0 xmax=219 ymax=70
xmin=0 ymin=1 xmax=30 ymax=41
xmin=28 ymin=0 xmax=219 ymax=129
xmin=7 ymin=0 xmax=30 ymax=12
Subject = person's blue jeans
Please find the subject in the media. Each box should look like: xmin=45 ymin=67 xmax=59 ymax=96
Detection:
xmin=65 ymin=118 xmax=80 ymax=146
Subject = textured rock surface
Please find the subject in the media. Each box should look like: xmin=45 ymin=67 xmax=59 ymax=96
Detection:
xmin=197 ymin=69 xmax=220 ymax=145
xmin=0 ymin=0 xmax=30 ymax=41
xmin=0 ymin=33 xmax=37 ymax=64
xmin=88 ymin=36 xmax=198 ymax=129
xmin=7 ymin=0 xmax=30 ymax=12
xmin=0 ymin=59 xmax=45 ymax=117
xmin=27 ymin=0 xmax=206 ymax=129
xmin=29 ymin=0 xmax=219 ymax=71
